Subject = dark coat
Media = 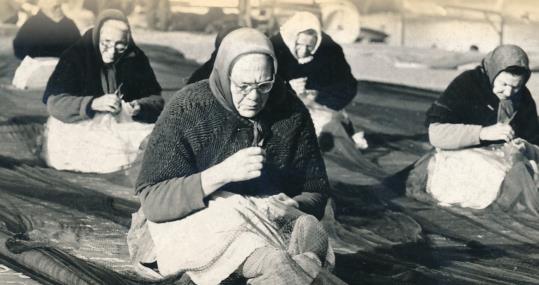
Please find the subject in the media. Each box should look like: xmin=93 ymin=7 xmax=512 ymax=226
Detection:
xmin=426 ymin=66 xmax=539 ymax=145
xmin=13 ymin=11 xmax=80 ymax=59
xmin=186 ymin=51 xmax=216 ymax=84
xmin=270 ymin=32 xmax=357 ymax=111
xmin=136 ymin=80 xmax=330 ymax=222
xmin=43 ymin=29 xmax=163 ymax=123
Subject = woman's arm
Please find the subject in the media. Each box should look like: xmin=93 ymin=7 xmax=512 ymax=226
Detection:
xmin=43 ymin=57 xmax=98 ymax=123
xmin=135 ymin=96 xmax=205 ymax=222
xmin=46 ymin=93 xmax=95 ymax=123
xmin=428 ymin=123 xmax=482 ymax=150
xmin=138 ymin=174 xmax=207 ymax=223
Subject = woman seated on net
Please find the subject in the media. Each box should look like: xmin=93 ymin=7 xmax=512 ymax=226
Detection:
xmin=42 ymin=9 xmax=163 ymax=173
xmin=127 ymin=28 xmax=341 ymax=285
xmin=423 ymin=44 xmax=539 ymax=214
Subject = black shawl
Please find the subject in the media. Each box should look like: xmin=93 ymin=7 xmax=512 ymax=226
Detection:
xmin=270 ymin=32 xmax=357 ymax=111
xmin=43 ymin=28 xmax=163 ymax=123
xmin=426 ymin=67 xmax=539 ymax=145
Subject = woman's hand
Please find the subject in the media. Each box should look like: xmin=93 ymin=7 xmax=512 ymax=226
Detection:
xmin=268 ymin=193 xmax=302 ymax=220
xmin=479 ymin=123 xmax=515 ymax=142
xmin=91 ymin=94 xmax=121 ymax=113
xmin=511 ymin=137 xmax=528 ymax=152
xmin=271 ymin=193 xmax=299 ymax=208
xmin=124 ymin=100 xmax=141 ymax=116
xmin=201 ymin=147 xmax=265 ymax=196
xmin=221 ymin=147 xmax=265 ymax=182
xmin=289 ymin=77 xmax=307 ymax=95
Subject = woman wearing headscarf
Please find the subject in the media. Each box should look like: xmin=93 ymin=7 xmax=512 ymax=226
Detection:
xmin=127 ymin=28 xmax=339 ymax=284
xmin=41 ymin=9 xmax=163 ymax=173
xmin=271 ymin=12 xmax=359 ymax=136
xmin=411 ymin=45 xmax=539 ymax=214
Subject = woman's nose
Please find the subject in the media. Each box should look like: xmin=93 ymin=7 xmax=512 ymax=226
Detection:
xmin=245 ymin=88 xmax=260 ymax=100
xmin=504 ymin=87 xmax=513 ymax=96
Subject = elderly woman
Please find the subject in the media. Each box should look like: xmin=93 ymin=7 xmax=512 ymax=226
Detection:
xmin=42 ymin=9 xmax=163 ymax=173
xmin=421 ymin=45 xmax=539 ymax=214
xmin=127 ymin=28 xmax=336 ymax=284
xmin=270 ymin=12 xmax=361 ymax=142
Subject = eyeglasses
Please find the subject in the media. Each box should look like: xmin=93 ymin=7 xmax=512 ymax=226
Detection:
xmin=230 ymin=78 xmax=274 ymax=95
xmin=99 ymin=40 xmax=128 ymax=53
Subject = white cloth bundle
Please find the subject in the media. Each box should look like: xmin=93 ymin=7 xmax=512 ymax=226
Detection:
xmin=148 ymin=192 xmax=334 ymax=285
xmin=12 ymin=56 xmax=59 ymax=90
xmin=42 ymin=105 xmax=153 ymax=173
xmin=427 ymin=147 xmax=511 ymax=209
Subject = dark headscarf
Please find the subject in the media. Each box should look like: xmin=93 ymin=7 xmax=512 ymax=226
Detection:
xmin=209 ymin=28 xmax=278 ymax=114
xmin=481 ymin=45 xmax=531 ymax=123
xmin=92 ymin=9 xmax=133 ymax=57
xmin=482 ymin=44 xmax=530 ymax=85
xmin=92 ymin=9 xmax=132 ymax=93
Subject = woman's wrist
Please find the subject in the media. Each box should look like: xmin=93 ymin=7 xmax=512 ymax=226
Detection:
xmin=200 ymin=163 xmax=228 ymax=197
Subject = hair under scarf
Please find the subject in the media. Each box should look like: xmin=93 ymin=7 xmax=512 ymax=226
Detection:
xmin=280 ymin=12 xmax=322 ymax=62
xmin=209 ymin=27 xmax=278 ymax=114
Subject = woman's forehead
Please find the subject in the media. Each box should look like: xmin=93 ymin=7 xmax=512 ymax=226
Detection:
xmin=230 ymin=54 xmax=273 ymax=79
xmin=296 ymin=32 xmax=317 ymax=43
xmin=494 ymin=71 xmax=525 ymax=86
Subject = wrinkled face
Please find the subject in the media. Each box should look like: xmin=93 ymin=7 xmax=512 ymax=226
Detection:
xmin=229 ymin=54 xmax=274 ymax=118
xmin=39 ymin=0 xmax=64 ymax=21
xmin=99 ymin=20 xmax=129 ymax=64
xmin=492 ymin=71 xmax=526 ymax=100
xmin=295 ymin=31 xmax=317 ymax=59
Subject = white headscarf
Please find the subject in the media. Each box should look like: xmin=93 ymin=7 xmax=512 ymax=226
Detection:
xmin=280 ymin=12 xmax=322 ymax=64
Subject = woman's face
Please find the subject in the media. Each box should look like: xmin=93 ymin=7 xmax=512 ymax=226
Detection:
xmin=229 ymin=54 xmax=274 ymax=118
xmin=39 ymin=0 xmax=64 ymax=22
xmin=492 ymin=71 xmax=525 ymax=100
xmin=295 ymin=31 xmax=317 ymax=59
xmin=99 ymin=20 xmax=129 ymax=64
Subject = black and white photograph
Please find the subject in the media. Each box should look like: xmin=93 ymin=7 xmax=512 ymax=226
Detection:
xmin=1 ymin=0 xmax=539 ymax=284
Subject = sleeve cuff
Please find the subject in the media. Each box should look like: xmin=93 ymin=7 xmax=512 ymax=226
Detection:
xmin=80 ymin=96 xmax=95 ymax=119
xmin=188 ymin=172 xmax=207 ymax=209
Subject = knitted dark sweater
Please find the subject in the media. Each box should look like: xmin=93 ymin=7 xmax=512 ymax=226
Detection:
xmin=270 ymin=32 xmax=357 ymax=111
xmin=426 ymin=67 xmax=539 ymax=145
xmin=136 ymin=80 xmax=330 ymax=222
